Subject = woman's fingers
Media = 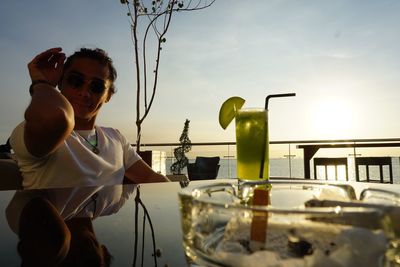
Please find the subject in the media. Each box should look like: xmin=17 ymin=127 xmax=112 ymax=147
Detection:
xmin=35 ymin=48 xmax=65 ymax=68
xmin=28 ymin=48 xmax=66 ymax=85
xmin=47 ymin=53 xmax=66 ymax=68
xmin=32 ymin=47 xmax=63 ymax=63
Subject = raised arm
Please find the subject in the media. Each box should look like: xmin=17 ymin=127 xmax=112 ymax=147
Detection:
xmin=24 ymin=48 xmax=75 ymax=157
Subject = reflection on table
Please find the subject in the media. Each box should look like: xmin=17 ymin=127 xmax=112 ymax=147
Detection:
xmin=0 ymin=181 xmax=189 ymax=266
xmin=1 ymin=179 xmax=400 ymax=266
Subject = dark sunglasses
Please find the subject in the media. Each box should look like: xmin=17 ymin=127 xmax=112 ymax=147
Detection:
xmin=65 ymin=72 xmax=107 ymax=94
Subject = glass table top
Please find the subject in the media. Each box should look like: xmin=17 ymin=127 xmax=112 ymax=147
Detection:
xmin=1 ymin=181 xmax=187 ymax=267
xmin=1 ymin=179 xmax=399 ymax=266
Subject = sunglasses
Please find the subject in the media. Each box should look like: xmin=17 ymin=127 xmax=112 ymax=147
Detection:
xmin=65 ymin=72 xmax=107 ymax=94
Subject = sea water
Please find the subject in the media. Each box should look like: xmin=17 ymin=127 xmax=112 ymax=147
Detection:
xmin=166 ymin=157 xmax=400 ymax=184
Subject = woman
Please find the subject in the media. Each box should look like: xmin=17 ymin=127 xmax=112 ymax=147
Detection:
xmin=10 ymin=47 xmax=169 ymax=189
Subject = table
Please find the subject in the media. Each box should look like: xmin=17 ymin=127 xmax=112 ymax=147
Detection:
xmin=297 ymin=142 xmax=400 ymax=179
xmin=1 ymin=179 xmax=399 ymax=266
xmin=0 ymin=181 xmax=189 ymax=267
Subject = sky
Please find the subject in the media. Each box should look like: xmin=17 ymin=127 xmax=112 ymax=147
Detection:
xmin=1 ymin=0 xmax=400 ymax=147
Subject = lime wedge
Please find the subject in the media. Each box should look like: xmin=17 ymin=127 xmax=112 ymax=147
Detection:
xmin=219 ymin=96 xmax=245 ymax=129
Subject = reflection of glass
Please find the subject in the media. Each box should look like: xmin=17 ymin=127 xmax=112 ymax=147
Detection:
xmin=236 ymin=108 xmax=268 ymax=180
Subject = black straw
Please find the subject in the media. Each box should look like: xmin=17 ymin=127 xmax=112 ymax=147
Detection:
xmin=265 ymin=93 xmax=296 ymax=110
xmin=259 ymin=93 xmax=296 ymax=178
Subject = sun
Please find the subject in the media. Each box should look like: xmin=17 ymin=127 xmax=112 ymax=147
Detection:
xmin=312 ymin=98 xmax=354 ymax=138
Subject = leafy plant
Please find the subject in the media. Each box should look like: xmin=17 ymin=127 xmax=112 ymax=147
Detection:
xmin=120 ymin=0 xmax=216 ymax=151
xmin=170 ymin=119 xmax=191 ymax=174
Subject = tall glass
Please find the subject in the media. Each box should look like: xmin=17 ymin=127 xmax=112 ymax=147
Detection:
xmin=235 ymin=108 xmax=268 ymax=180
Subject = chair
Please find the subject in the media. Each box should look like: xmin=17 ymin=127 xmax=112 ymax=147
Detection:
xmin=355 ymin=157 xmax=393 ymax=183
xmin=0 ymin=159 xmax=23 ymax=190
xmin=313 ymin=157 xmax=348 ymax=181
xmin=187 ymin=156 xmax=220 ymax=180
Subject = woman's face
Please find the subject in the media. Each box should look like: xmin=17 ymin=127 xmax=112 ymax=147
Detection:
xmin=59 ymin=57 xmax=112 ymax=127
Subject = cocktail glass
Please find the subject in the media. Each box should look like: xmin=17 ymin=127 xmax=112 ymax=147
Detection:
xmin=235 ymin=108 xmax=268 ymax=181
xmin=235 ymin=93 xmax=296 ymax=182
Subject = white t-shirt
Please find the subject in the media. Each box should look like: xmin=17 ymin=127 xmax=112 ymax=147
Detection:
xmin=10 ymin=122 xmax=141 ymax=189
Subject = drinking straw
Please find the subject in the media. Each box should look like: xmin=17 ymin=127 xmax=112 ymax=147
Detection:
xmin=259 ymin=93 xmax=296 ymax=178
xmin=265 ymin=93 xmax=296 ymax=110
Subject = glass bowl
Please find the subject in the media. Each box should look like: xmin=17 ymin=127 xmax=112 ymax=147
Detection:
xmin=178 ymin=180 xmax=398 ymax=267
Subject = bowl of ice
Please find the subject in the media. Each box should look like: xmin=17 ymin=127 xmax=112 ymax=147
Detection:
xmin=178 ymin=180 xmax=400 ymax=267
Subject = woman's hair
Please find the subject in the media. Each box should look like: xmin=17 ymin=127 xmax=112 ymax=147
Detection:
xmin=63 ymin=48 xmax=118 ymax=95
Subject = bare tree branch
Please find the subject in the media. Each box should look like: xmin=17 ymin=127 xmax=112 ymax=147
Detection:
xmin=121 ymin=0 xmax=216 ymax=151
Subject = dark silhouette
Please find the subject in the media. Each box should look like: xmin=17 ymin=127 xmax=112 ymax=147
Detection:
xmin=0 ymin=138 xmax=11 ymax=152
xmin=170 ymin=119 xmax=191 ymax=175
xmin=187 ymin=156 xmax=220 ymax=180
xmin=0 ymin=138 xmax=12 ymax=158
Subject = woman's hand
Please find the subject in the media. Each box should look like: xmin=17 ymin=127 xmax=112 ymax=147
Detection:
xmin=27 ymin=47 xmax=66 ymax=86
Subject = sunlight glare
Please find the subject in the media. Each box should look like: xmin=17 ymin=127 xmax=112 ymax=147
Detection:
xmin=312 ymin=98 xmax=354 ymax=138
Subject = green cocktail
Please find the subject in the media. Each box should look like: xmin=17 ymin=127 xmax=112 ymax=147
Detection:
xmin=235 ymin=108 xmax=268 ymax=180
xmin=219 ymin=94 xmax=295 ymax=181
